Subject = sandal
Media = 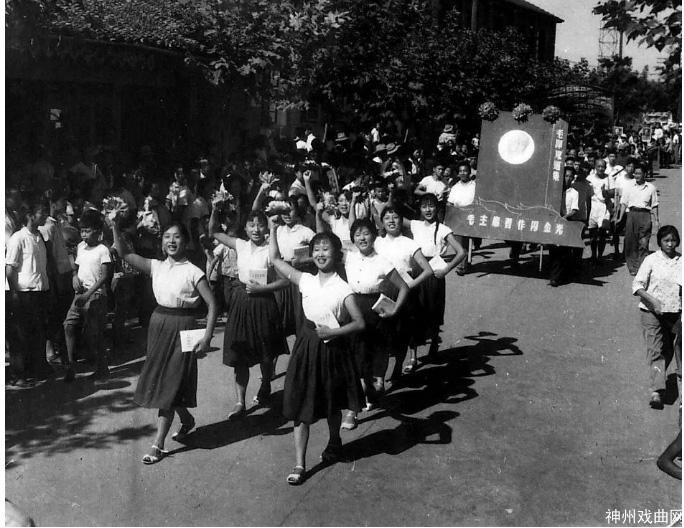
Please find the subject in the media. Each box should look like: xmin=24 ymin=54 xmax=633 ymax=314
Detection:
xmin=252 ymin=383 xmax=271 ymax=405
xmin=227 ymin=403 xmax=246 ymax=421
xmin=142 ymin=445 xmax=168 ymax=465
xmin=171 ymin=416 xmax=196 ymax=441
xmin=403 ymin=358 xmax=418 ymax=374
xmin=321 ymin=443 xmax=343 ymax=464
xmin=286 ymin=465 xmax=306 ymax=486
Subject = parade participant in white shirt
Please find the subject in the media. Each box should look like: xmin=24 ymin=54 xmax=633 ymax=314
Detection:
xmin=343 ymin=218 xmax=410 ymax=430
xmin=5 ymin=196 xmax=52 ymax=384
xmin=209 ymin=208 xmax=289 ymax=419
xmin=274 ymin=197 xmax=316 ymax=336
xmin=304 ymin=171 xmax=357 ymax=246
xmin=111 ymin=219 xmax=217 ymax=465
xmin=632 ymin=225 xmax=681 ymax=409
xmin=410 ymin=194 xmax=466 ymax=357
xmin=269 ymin=225 xmax=365 ymax=486
xmin=447 ymin=162 xmax=478 ymax=275
xmin=548 ymin=168 xmax=581 ymax=287
xmin=376 ymin=206 xmax=433 ymax=379
xmin=586 ymin=159 xmax=612 ymax=264
xmin=610 ymin=157 xmax=637 ymax=260
xmin=616 ymin=164 xmax=659 ymax=275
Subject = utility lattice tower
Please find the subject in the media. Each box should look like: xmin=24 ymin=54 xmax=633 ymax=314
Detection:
xmin=599 ymin=23 xmax=622 ymax=60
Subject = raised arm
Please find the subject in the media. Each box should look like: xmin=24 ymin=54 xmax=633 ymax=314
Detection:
xmin=110 ymin=218 xmax=152 ymax=275
xmin=208 ymin=206 xmax=238 ymax=249
xmin=251 ymin=182 xmax=270 ymax=212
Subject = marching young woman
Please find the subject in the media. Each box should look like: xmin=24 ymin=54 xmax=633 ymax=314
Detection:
xmin=269 ymin=219 xmax=365 ymax=486
xmin=374 ymin=206 xmax=433 ymax=379
xmin=209 ymin=207 xmax=289 ymax=418
xmin=273 ymin=196 xmax=316 ymax=336
xmin=410 ymin=193 xmax=466 ymax=358
xmin=342 ymin=218 xmax=410 ymax=430
xmin=110 ymin=219 xmax=217 ymax=465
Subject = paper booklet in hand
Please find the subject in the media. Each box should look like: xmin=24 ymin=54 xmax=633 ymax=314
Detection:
xmin=311 ymin=311 xmax=340 ymax=343
xmin=429 ymin=255 xmax=448 ymax=272
xmin=293 ymin=246 xmax=310 ymax=260
xmin=249 ymin=268 xmax=268 ymax=285
xmin=372 ymin=293 xmax=396 ymax=315
xmin=180 ymin=329 xmax=206 ymax=353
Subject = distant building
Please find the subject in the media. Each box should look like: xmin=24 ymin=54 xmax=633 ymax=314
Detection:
xmin=438 ymin=0 xmax=563 ymax=61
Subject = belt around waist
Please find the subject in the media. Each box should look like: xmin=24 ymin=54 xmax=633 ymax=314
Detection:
xmin=630 ymin=207 xmax=651 ymax=213
xmin=155 ymin=306 xmax=201 ymax=317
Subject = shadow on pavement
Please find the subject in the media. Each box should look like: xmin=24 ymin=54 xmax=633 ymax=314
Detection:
xmin=5 ymin=366 xmax=153 ymax=465
xmin=331 ymin=410 xmax=459 ymax=471
xmin=172 ymin=391 xmax=290 ymax=454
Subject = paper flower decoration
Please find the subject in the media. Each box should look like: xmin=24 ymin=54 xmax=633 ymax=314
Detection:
xmin=265 ymin=200 xmax=292 ymax=216
xmin=322 ymin=192 xmax=338 ymax=215
xmin=102 ymin=196 xmax=128 ymax=221
xmin=512 ymin=103 xmax=533 ymax=123
xmin=542 ymin=105 xmax=562 ymax=123
xmin=259 ymin=171 xmax=280 ymax=186
xmin=211 ymin=190 xmax=234 ymax=207
xmin=478 ymin=102 xmax=499 ymax=122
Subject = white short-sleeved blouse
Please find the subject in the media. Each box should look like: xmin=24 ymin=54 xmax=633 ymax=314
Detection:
xmin=330 ymin=216 xmax=351 ymax=242
xmin=345 ymin=250 xmax=395 ymax=294
xmin=375 ymin=235 xmax=419 ymax=279
xmin=276 ymin=224 xmax=315 ymax=261
xmin=410 ymin=220 xmax=453 ymax=258
xmin=299 ymin=272 xmax=353 ymax=324
xmin=235 ymin=238 xmax=271 ymax=284
xmin=151 ymin=258 xmax=205 ymax=308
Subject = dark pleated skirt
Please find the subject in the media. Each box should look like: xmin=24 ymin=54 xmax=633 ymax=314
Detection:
xmin=223 ymin=276 xmax=241 ymax=314
xmin=412 ymin=275 xmax=446 ymax=345
xmin=223 ymin=283 xmax=288 ymax=368
xmin=349 ymin=293 xmax=392 ymax=377
xmin=134 ymin=306 xmax=199 ymax=410
xmin=283 ymin=321 xmax=363 ymax=424
xmin=274 ymin=282 xmax=304 ymax=337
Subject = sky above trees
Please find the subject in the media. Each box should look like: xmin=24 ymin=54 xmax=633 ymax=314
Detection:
xmin=526 ymin=0 xmax=668 ymax=76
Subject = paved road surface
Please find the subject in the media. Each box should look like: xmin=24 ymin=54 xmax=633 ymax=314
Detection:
xmin=5 ymin=168 xmax=682 ymax=526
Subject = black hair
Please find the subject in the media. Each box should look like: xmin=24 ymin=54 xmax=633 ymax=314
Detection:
xmin=245 ymin=210 xmax=268 ymax=226
xmin=419 ymin=193 xmax=441 ymax=245
xmin=162 ymin=221 xmax=191 ymax=243
xmin=380 ymin=205 xmax=403 ymax=223
xmin=17 ymin=193 xmax=48 ymax=225
xmin=657 ymin=225 xmax=680 ymax=246
xmin=79 ymin=209 xmax=103 ymax=231
xmin=309 ymin=232 xmax=343 ymax=264
xmin=350 ymin=217 xmax=378 ymax=239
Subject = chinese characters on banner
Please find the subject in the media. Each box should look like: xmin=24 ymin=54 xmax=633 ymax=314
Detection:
xmin=445 ymin=112 xmax=584 ymax=248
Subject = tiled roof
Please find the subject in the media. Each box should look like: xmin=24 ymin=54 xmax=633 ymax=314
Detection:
xmin=499 ymin=0 xmax=564 ymax=23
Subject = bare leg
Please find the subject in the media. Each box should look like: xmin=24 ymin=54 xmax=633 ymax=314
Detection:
xmin=64 ymin=324 xmax=77 ymax=366
xmin=293 ymin=421 xmax=309 ymax=470
xmin=153 ymin=408 xmax=174 ymax=450
xmin=234 ymin=366 xmax=249 ymax=406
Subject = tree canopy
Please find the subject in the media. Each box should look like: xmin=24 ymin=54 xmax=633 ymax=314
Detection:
xmin=593 ymin=0 xmax=682 ymax=83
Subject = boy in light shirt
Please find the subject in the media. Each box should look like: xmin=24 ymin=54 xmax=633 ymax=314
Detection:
xmin=63 ymin=209 xmax=113 ymax=382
